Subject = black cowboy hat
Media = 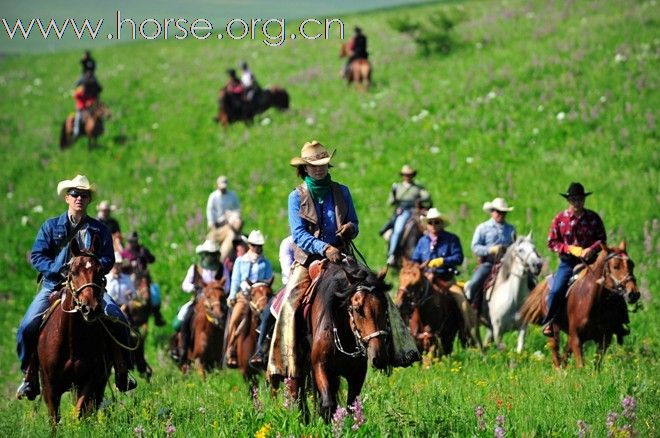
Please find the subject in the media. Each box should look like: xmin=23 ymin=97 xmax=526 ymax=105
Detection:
xmin=354 ymin=26 xmax=363 ymax=33
xmin=226 ymin=68 xmax=237 ymax=76
xmin=127 ymin=231 xmax=139 ymax=242
xmin=560 ymin=182 xmax=592 ymax=198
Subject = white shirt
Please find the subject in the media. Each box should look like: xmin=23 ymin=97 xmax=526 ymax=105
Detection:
xmin=279 ymin=235 xmax=295 ymax=285
xmin=206 ymin=189 xmax=240 ymax=227
xmin=105 ymin=271 xmax=135 ymax=306
xmin=181 ymin=264 xmax=222 ymax=293
xmin=241 ymin=70 xmax=254 ymax=87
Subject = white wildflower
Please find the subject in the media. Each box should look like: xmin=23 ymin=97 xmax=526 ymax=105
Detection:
xmin=466 ymin=156 xmax=474 ymax=164
xmin=537 ymin=105 xmax=544 ymax=112
xmin=21 ymin=216 xmax=29 ymax=226
xmin=430 ymin=146 xmax=440 ymax=154
xmin=556 ymin=111 xmax=566 ymax=121
xmin=151 ymin=122 xmax=159 ymax=130
xmin=32 ymin=205 xmax=43 ymax=213
xmin=170 ymin=243 xmax=179 ymax=249
xmin=599 ymin=96 xmax=607 ymax=103
xmin=145 ymin=176 xmax=153 ymax=184
xmin=614 ymin=53 xmax=626 ymax=63
xmin=305 ymin=116 xmax=315 ymax=126
xmin=260 ymin=117 xmax=271 ymax=126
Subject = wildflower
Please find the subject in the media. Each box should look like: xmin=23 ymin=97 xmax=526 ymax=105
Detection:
xmin=166 ymin=422 xmax=176 ymax=437
xmin=261 ymin=117 xmax=271 ymax=126
xmin=494 ymin=426 xmax=506 ymax=438
xmin=576 ymin=420 xmax=589 ymax=438
xmin=350 ymin=396 xmax=365 ymax=431
xmin=21 ymin=216 xmax=29 ymax=226
xmin=252 ymin=386 xmax=262 ymax=411
xmin=556 ymin=112 xmax=566 ymax=121
xmin=332 ymin=406 xmax=348 ymax=437
xmin=465 ymin=156 xmax=474 ymax=164
xmin=133 ymin=425 xmax=144 ymax=436
xmin=614 ymin=53 xmax=626 ymax=63
xmin=151 ymin=122 xmax=159 ymax=130
xmin=475 ymin=405 xmax=486 ymax=431
xmin=496 ymin=415 xmax=505 ymax=427
xmin=255 ymin=423 xmax=271 ymax=438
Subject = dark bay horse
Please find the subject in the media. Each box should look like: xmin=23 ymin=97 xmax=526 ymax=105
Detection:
xmin=187 ymin=279 xmax=228 ymax=377
xmin=37 ymin=237 xmax=116 ymax=423
xmin=214 ymin=87 xmax=289 ymax=126
xmin=235 ymin=281 xmax=273 ymax=389
xmin=125 ymin=271 xmax=153 ymax=380
xmin=520 ymin=242 xmax=640 ymax=368
xmin=339 ymin=43 xmax=372 ymax=91
xmin=60 ymin=101 xmax=110 ymax=150
xmin=286 ymin=260 xmax=391 ymax=421
xmin=396 ymin=260 xmax=462 ymax=356
xmin=387 ymin=213 xmax=424 ymax=270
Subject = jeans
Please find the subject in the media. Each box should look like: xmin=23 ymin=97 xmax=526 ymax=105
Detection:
xmin=388 ymin=209 xmax=412 ymax=257
xmin=16 ymin=286 xmax=131 ymax=372
xmin=466 ymin=262 xmax=492 ymax=302
xmin=73 ymin=110 xmax=82 ymax=136
xmin=256 ymin=297 xmax=275 ymax=350
xmin=542 ymin=259 xmax=578 ymax=324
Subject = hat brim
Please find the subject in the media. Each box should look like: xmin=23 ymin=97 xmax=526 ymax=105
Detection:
xmin=57 ymin=183 xmax=96 ymax=198
xmin=290 ymin=150 xmax=335 ymax=167
xmin=560 ymin=192 xmax=592 ymax=198
xmin=483 ymin=203 xmax=514 ymax=213
xmin=422 ymin=215 xmax=451 ymax=226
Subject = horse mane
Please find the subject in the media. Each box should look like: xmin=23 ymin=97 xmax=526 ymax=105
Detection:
xmin=498 ymin=238 xmax=520 ymax=280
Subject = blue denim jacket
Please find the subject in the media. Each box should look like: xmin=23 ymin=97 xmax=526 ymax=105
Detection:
xmin=471 ymin=218 xmax=517 ymax=257
xmin=411 ymin=231 xmax=464 ymax=276
xmin=31 ymin=212 xmax=114 ymax=289
xmin=229 ymin=254 xmax=274 ymax=299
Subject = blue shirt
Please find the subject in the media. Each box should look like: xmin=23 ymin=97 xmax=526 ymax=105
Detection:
xmin=288 ymin=182 xmax=359 ymax=257
xmin=471 ymin=218 xmax=517 ymax=257
xmin=31 ymin=212 xmax=114 ymax=290
xmin=411 ymin=231 xmax=464 ymax=276
xmin=229 ymin=254 xmax=274 ymax=299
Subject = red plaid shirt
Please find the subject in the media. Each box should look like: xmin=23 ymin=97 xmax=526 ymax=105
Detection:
xmin=547 ymin=208 xmax=606 ymax=255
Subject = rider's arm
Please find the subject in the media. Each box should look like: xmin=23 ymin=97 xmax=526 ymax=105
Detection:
xmin=206 ymin=192 xmax=217 ymax=228
xmin=181 ymin=265 xmax=196 ymax=293
xmin=229 ymin=260 xmax=243 ymax=300
xmin=30 ymin=220 xmax=61 ymax=278
xmin=586 ymin=211 xmax=607 ymax=251
xmin=547 ymin=212 xmax=568 ymax=254
xmin=470 ymin=223 xmax=490 ymax=257
xmin=443 ymin=234 xmax=464 ymax=268
xmin=289 ymin=190 xmax=327 ymax=256
xmin=341 ymin=185 xmax=359 ymax=238
xmin=410 ymin=237 xmax=426 ymax=264
xmin=97 ymin=224 xmax=115 ymax=275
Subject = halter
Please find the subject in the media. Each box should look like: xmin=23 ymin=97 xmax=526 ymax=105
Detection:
xmin=602 ymin=252 xmax=636 ymax=296
xmin=333 ymin=285 xmax=389 ymax=357
xmin=203 ymin=295 xmax=224 ymax=326
xmin=510 ymin=242 xmax=540 ymax=277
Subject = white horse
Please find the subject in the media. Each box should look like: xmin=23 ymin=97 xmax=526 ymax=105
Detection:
xmin=466 ymin=233 xmax=543 ymax=352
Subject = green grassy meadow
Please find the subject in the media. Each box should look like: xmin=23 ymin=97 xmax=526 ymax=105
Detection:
xmin=0 ymin=0 xmax=658 ymax=435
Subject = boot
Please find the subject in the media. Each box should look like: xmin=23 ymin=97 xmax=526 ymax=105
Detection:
xmin=16 ymin=356 xmax=40 ymax=400
xmin=226 ymin=346 xmax=238 ymax=368
xmin=153 ymin=306 xmax=166 ymax=327
xmin=249 ymin=335 xmax=271 ymax=370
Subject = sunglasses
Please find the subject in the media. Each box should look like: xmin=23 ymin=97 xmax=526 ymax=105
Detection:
xmin=67 ymin=190 xmax=90 ymax=199
xmin=428 ymin=220 xmax=442 ymax=225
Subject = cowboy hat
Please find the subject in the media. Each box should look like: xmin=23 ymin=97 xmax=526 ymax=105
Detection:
xmin=290 ymin=140 xmax=335 ymax=166
xmin=560 ymin=182 xmax=592 ymax=198
xmin=247 ymin=230 xmax=266 ymax=246
xmin=482 ymin=197 xmax=514 ymax=213
xmin=127 ymin=231 xmax=139 ymax=242
xmin=96 ymin=200 xmax=116 ymax=212
xmin=423 ymin=208 xmax=451 ymax=226
xmin=216 ymin=175 xmax=228 ymax=189
xmin=400 ymin=165 xmax=417 ymax=176
xmin=57 ymin=174 xmax=96 ymax=198
xmin=196 ymin=239 xmax=220 ymax=254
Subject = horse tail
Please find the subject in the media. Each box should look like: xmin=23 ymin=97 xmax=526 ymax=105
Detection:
xmin=270 ymin=88 xmax=289 ymax=110
xmin=518 ymin=280 xmax=546 ymax=325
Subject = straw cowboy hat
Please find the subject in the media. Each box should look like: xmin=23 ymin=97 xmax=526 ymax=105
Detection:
xmin=482 ymin=197 xmax=514 ymax=213
xmin=247 ymin=230 xmax=266 ymax=246
xmin=57 ymin=174 xmax=96 ymax=197
xmin=400 ymin=165 xmax=417 ymax=176
xmin=96 ymin=200 xmax=116 ymax=212
xmin=289 ymin=140 xmax=335 ymax=166
xmin=423 ymin=208 xmax=451 ymax=226
xmin=196 ymin=239 xmax=220 ymax=254
xmin=560 ymin=182 xmax=592 ymax=198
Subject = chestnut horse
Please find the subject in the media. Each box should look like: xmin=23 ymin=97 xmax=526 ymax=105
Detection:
xmin=186 ymin=279 xmax=228 ymax=377
xmin=234 ymin=281 xmax=273 ymax=389
xmin=520 ymin=242 xmax=640 ymax=368
xmin=339 ymin=43 xmax=372 ymax=91
xmin=125 ymin=271 xmax=153 ymax=380
xmin=385 ymin=211 xmax=425 ymax=270
xmin=37 ymin=237 xmax=118 ymax=423
xmin=60 ymin=101 xmax=110 ymax=150
xmin=214 ymin=87 xmax=289 ymax=126
xmin=284 ymin=260 xmax=391 ymax=421
xmin=396 ymin=260 xmax=463 ymax=356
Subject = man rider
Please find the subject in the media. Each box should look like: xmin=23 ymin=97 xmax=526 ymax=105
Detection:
xmin=345 ymin=26 xmax=369 ymax=78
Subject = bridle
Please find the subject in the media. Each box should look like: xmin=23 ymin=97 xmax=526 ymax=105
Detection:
xmin=602 ymin=252 xmax=637 ymax=297
xmin=397 ymin=273 xmax=430 ymax=309
xmin=245 ymin=282 xmax=272 ymax=319
xmin=203 ymin=286 xmax=225 ymax=327
xmin=62 ymin=256 xmax=105 ymax=318
xmin=334 ymin=284 xmax=389 ymax=357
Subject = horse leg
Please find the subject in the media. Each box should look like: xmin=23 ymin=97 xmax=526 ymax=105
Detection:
xmin=312 ymin=361 xmax=337 ymax=421
xmin=515 ymin=325 xmax=528 ymax=354
xmin=41 ymin=377 xmax=61 ymax=425
xmin=346 ymin=365 xmax=367 ymax=407
xmin=548 ymin=334 xmax=561 ymax=368
xmin=594 ymin=334 xmax=612 ymax=371
xmin=195 ymin=357 xmax=206 ymax=379
xmin=568 ymin=331 xmax=584 ymax=368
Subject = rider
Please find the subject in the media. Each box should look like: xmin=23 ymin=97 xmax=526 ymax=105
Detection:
xmin=382 ymin=165 xmax=432 ymax=266
xmin=80 ymin=50 xmax=96 ymax=76
xmin=240 ymin=62 xmax=259 ymax=103
xmin=344 ymin=26 xmax=369 ymax=78
xmin=411 ymin=208 xmax=464 ymax=282
xmin=206 ymin=175 xmax=241 ymax=230
xmin=465 ymin=197 xmax=516 ymax=307
xmin=73 ymin=71 xmax=102 ymax=137
xmin=225 ymin=69 xmax=245 ymax=110
xmin=225 ymin=230 xmax=274 ymax=368
xmin=249 ymin=234 xmax=294 ymax=369
xmin=16 ymin=174 xmax=136 ymax=400
xmin=543 ymin=182 xmax=606 ymax=336
xmin=173 ymin=239 xmax=224 ymax=364
xmin=105 ymin=252 xmax=136 ymax=315
xmin=96 ymin=200 xmax=123 ymax=251
xmin=267 ymin=140 xmax=359 ymax=381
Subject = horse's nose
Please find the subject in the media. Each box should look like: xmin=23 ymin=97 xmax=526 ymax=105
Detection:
xmin=628 ymin=290 xmax=641 ymax=304
xmin=80 ymin=304 xmax=90 ymax=316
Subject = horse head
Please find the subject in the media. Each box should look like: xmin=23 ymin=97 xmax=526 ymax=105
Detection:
xmin=514 ymin=232 xmax=543 ymax=276
xmin=202 ymin=279 xmax=227 ymax=327
xmin=600 ymin=241 xmax=640 ymax=304
xmin=247 ymin=277 xmax=274 ymax=315
xmin=395 ymin=259 xmax=424 ymax=312
xmin=67 ymin=236 xmax=105 ymax=321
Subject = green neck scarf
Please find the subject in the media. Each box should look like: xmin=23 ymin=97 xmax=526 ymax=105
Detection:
xmin=200 ymin=253 xmax=221 ymax=271
xmin=305 ymin=175 xmax=332 ymax=204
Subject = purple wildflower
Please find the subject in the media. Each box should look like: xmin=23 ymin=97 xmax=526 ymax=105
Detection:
xmin=576 ymin=420 xmax=589 ymax=438
xmin=283 ymin=377 xmax=294 ymax=410
xmin=133 ymin=425 xmax=144 ymax=436
xmin=475 ymin=405 xmax=486 ymax=431
xmin=494 ymin=425 xmax=506 ymax=438
xmin=622 ymin=395 xmax=637 ymax=421
xmin=332 ymin=406 xmax=348 ymax=438
xmin=252 ymin=386 xmax=262 ymax=411
xmin=606 ymin=411 xmax=618 ymax=429
xmin=496 ymin=415 xmax=506 ymax=427
xmin=166 ymin=422 xmax=176 ymax=437
xmin=350 ymin=396 xmax=365 ymax=431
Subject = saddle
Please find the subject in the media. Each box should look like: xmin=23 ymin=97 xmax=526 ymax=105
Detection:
xmin=482 ymin=262 xmax=503 ymax=300
xmin=301 ymin=259 xmax=328 ymax=324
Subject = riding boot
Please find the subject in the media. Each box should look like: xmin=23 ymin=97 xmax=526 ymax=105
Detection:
xmin=250 ymin=311 xmax=275 ymax=369
xmin=153 ymin=306 xmax=166 ymax=327
xmin=16 ymin=356 xmax=40 ymax=400
xmin=178 ymin=305 xmax=194 ymax=366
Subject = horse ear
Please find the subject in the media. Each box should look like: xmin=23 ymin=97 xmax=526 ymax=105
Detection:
xmin=526 ymin=230 xmax=533 ymax=240
xmin=268 ymin=276 xmax=275 ymax=287
xmin=351 ymin=290 xmax=364 ymax=308
xmin=377 ymin=266 xmax=388 ymax=281
xmin=90 ymin=234 xmax=100 ymax=254
xmin=70 ymin=238 xmax=81 ymax=257
xmin=618 ymin=241 xmax=626 ymax=252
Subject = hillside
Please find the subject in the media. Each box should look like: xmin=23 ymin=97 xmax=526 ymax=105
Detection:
xmin=0 ymin=0 xmax=658 ymax=435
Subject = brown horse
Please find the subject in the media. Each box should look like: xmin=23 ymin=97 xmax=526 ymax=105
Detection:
xmin=125 ymin=271 xmax=153 ymax=381
xmin=234 ymin=281 xmax=273 ymax=389
xmin=60 ymin=101 xmax=110 ymax=150
xmin=385 ymin=212 xmax=425 ymax=270
xmin=186 ymin=279 xmax=228 ymax=377
xmin=214 ymin=87 xmax=289 ymax=126
xmin=37 ymin=237 xmax=117 ymax=423
xmin=395 ymin=260 xmax=463 ymax=356
xmin=520 ymin=242 xmax=640 ymax=368
xmin=339 ymin=43 xmax=372 ymax=91
xmin=283 ymin=260 xmax=391 ymax=421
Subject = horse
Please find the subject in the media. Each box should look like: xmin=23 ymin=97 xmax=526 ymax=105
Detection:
xmin=206 ymin=211 xmax=243 ymax=263
xmin=284 ymin=260 xmax=391 ymax=421
xmin=186 ymin=279 xmax=228 ymax=377
xmin=520 ymin=241 xmax=640 ymax=368
xmin=36 ymin=237 xmax=118 ymax=424
xmin=384 ymin=212 xmax=424 ymax=270
xmin=395 ymin=260 xmax=464 ymax=356
xmin=125 ymin=270 xmax=153 ymax=380
xmin=60 ymin=101 xmax=110 ymax=150
xmin=234 ymin=280 xmax=273 ymax=389
xmin=464 ymin=233 xmax=543 ymax=352
xmin=339 ymin=43 xmax=372 ymax=91
xmin=214 ymin=86 xmax=289 ymax=126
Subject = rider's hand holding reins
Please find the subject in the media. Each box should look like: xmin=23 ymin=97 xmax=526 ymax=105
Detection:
xmin=428 ymin=257 xmax=444 ymax=268
xmin=324 ymin=245 xmax=342 ymax=263
xmin=568 ymin=245 xmax=584 ymax=257
xmin=336 ymin=222 xmax=356 ymax=241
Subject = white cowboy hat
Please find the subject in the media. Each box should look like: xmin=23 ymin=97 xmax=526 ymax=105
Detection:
xmin=96 ymin=200 xmax=116 ymax=212
xmin=400 ymin=164 xmax=417 ymax=176
xmin=423 ymin=208 xmax=451 ymax=226
xmin=216 ymin=175 xmax=228 ymax=189
xmin=247 ymin=230 xmax=266 ymax=246
xmin=482 ymin=197 xmax=514 ymax=213
xmin=196 ymin=239 xmax=220 ymax=254
xmin=57 ymin=174 xmax=96 ymax=198
xmin=290 ymin=140 xmax=335 ymax=166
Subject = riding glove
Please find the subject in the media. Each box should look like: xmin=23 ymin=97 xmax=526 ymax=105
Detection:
xmin=488 ymin=245 xmax=503 ymax=255
xmin=324 ymin=245 xmax=343 ymax=263
xmin=568 ymin=245 xmax=584 ymax=257
xmin=428 ymin=257 xmax=444 ymax=268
